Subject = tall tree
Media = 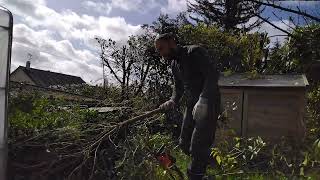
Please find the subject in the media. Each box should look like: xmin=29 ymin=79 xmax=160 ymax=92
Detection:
xmin=188 ymin=0 xmax=263 ymax=32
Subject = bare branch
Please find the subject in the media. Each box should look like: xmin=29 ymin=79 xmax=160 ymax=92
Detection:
xmin=255 ymin=14 xmax=293 ymax=36
xmin=272 ymin=11 xmax=295 ymax=30
xmin=251 ymin=0 xmax=320 ymax=22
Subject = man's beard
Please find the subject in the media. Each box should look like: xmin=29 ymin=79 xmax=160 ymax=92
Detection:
xmin=165 ymin=47 xmax=177 ymax=61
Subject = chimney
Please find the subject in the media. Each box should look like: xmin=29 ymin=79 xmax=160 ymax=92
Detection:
xmin=26 ymin=61 xmax=31 ymax=69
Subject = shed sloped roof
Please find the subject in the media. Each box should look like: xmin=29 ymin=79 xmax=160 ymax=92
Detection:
xmin=17 ymin=66 xmax=86 ymax=87
xmin=218 ymin=74 xmax=309 ymax=88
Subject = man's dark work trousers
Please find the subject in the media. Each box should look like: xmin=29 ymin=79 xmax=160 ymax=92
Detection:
xmin=169 ymin=45 xmax=220 ymax=180
xmin=179 ymin=103 xmax=218 ymax=180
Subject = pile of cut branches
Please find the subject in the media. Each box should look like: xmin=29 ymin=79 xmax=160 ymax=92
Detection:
xmin=8 ymin=105 xmax=165 ymax=180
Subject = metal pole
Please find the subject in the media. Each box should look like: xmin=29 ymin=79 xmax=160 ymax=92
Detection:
xmin=0 ymin=6 xmax=13 ymax=180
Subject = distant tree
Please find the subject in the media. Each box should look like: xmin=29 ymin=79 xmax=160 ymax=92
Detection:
xmin=127 ymin=35 xmax=152 ymax=96
xmin=96 ymin=38 xmax=135 ymax=100
xmin=188 ymin=0 xmax=263 ymax=32
xmin=265 ymin=40 xmax=290 ymax=74
xmin=96 ymin=33 xmax=157 ymax=100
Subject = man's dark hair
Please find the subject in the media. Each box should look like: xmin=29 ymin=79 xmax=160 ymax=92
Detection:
xmin=154 ymin=33 xmax=176 ymax=43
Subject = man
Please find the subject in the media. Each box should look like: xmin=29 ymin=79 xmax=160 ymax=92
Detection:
xmin=155 ymin=33 xmax=220 ymax=180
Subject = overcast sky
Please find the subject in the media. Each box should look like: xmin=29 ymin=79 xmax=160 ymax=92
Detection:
xmin=1 ymin=0 xmax=319 ymax=84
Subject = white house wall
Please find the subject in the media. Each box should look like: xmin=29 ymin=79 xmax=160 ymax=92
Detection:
xmin=10 ymin=68 xmax=36 ymax=85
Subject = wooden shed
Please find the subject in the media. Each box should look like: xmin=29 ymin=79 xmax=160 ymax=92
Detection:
xmin=218 ymin=74 xmax=309 ymax=140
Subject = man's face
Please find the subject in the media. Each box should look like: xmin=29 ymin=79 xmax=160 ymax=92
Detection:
xmin=155 ymin=39 xmax=175 ymax=61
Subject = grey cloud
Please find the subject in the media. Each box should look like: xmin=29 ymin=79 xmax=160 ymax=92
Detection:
xmin=6 ymin=0 xmax=151 ymax=84
xmin=82 ymin=1 xmax=112 ymax=15
xmin=11 ymin=23 xmax=102 ymax=83
xmin=161 ymin=0 xmax=189 ymax=14
xmin=0 ymin=0 xmax=46 ymax=19
xmin=83 ymin=0 xmax=166 ymax=14
xmin=111 ymin=0 xmax=163 ymax=12
xmin=12 ymin=42 xmax=41 ymax=65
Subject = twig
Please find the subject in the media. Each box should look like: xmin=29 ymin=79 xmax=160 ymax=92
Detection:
xmin=89 ymin=137 xmax=103 ymax=180
xmin=118 ymin=108 xmax=163 ymax=126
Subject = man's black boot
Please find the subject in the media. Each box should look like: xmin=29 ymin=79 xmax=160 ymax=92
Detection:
xmin=187 ymin=169 xmax=205 ymax=180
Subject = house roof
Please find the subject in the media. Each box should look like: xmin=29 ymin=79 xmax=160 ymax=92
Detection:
xmin=14 ymin=66 xmax=86 ymax=87
xmin=218 ymin=74 xmax=309 ymax=88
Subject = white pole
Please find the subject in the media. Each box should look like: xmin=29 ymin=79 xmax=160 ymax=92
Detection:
xmin=0 ymin=6 xmax=13 ymax=180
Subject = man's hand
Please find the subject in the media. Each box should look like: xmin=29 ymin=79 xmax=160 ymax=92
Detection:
xmin=159 ymin=99 xmax=176 ymax=111
xmin=192 ymin=97 xmax=208 ymax=121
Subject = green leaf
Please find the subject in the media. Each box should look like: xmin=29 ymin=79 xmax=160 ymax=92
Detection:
xmin=223 ymin=69 xmax=233 ymax=77
xmin=216 ymin=155 xmax=222 ymax=165
xmin=163 ymin=170 xmax=167 ymax=175
xmin=302 ymin=153 xmax=309 ymax=166
xmin=300 ymin=167 xmax=304 ymax=176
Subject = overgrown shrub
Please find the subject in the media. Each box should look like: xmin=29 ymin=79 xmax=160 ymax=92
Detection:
xmin=266 ymin=24 xmax=320 ymax=76
xmin=288 ymin=24 xmax=320 ymax=73
xmin=265 ymin=41 xmax=292 ymax=74
xmin=306 ymin=85 xmax=320 ymax=139
xmin=178 ymin=24 xmax=267 ymax=73
xmin=8 ymin=94 xmax=94 ymax=140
